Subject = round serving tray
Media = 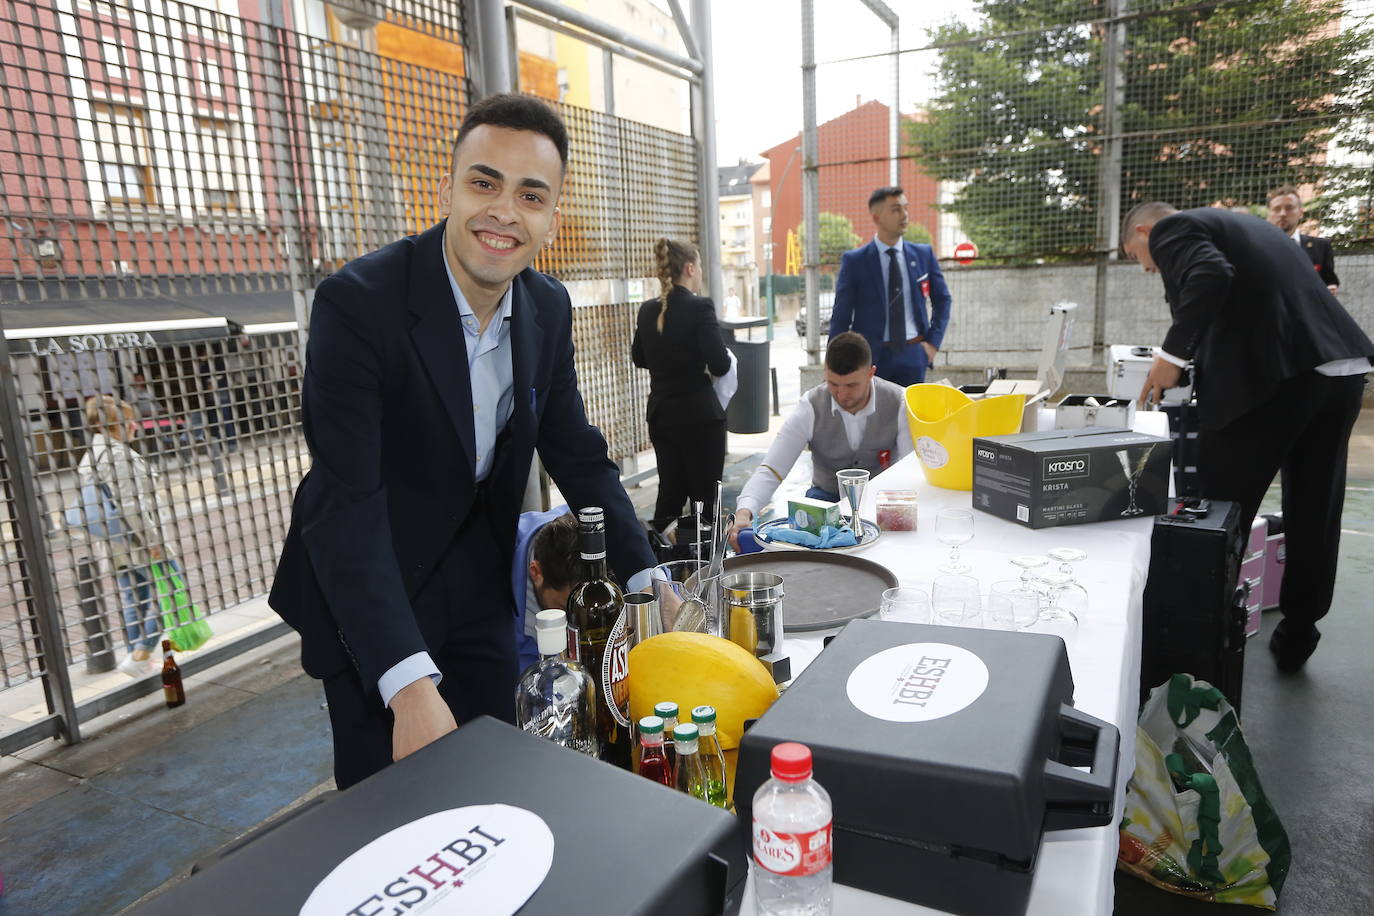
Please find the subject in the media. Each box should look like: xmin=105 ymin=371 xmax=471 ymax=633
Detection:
xmin=753 ymin=517 xmax=881 ymax=553
xmin=721 ymin=550 xmax=898 ymax=631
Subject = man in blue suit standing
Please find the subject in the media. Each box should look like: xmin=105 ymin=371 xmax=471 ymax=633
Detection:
xmin=828 ymin=186 xmax=952 ymax=386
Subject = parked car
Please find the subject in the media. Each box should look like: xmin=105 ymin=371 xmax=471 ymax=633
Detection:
xmin=795 ymin=295 xmax=834 ymax=338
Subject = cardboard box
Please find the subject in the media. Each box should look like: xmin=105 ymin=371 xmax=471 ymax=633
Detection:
xmin=972 ymin=427 xmax=1172 ymax=529
xmin=735 ymin=619 xmax=1119 ymax=916
xmin=786 ymin=496 xmax=841 ymax=534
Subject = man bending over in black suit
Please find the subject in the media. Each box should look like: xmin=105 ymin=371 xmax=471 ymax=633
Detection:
xmin=1267 ymin=185 xmax=1340 ymax=294
xmin=270 ymin=94 xmax=656 ymax=788
xmin=1124 ymin=201 xmax=1371 ymax=672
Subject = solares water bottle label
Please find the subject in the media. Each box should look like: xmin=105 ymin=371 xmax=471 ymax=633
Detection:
xmin=845 ymin=643 xmax=990 ymax=723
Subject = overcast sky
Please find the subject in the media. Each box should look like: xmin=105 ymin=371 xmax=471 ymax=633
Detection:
xmin=705 ymin=0 xmax=979 ymax=168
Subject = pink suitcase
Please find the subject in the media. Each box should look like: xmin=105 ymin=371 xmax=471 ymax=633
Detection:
xmin=1262 ymin=513 xmax=1285 ymax=610
xmin=1241 ymin=517 xmax=1267 ymax=637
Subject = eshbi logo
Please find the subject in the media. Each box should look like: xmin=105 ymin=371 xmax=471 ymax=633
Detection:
xmin=1043 ymin=453 xmax=1091 ymax=479
xmin=346 ymin=825 xmax=506 ymax=916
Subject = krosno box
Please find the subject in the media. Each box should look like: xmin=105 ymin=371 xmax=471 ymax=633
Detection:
xmin=734 ymin=619 xmax=1119 ymax=916
xmin=971 ymin=427 xmax=1172 ymax=529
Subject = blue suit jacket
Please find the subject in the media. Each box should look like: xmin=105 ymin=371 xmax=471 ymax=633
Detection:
xmin=511 ymin=505 xmax=570 ymax=673
xmin=828 ymin=239 xmax=952 ymax=385
xmin=269 ymin=222 xmax=654 ymax=692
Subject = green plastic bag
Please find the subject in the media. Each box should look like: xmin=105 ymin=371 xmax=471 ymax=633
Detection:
xmin=1118 ymin=674 xmax=1290 ymax=908
xmin=152 ymin=561 xmax=213 ymax=652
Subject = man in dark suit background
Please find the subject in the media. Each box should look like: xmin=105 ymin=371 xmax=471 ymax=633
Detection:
xmin=1125 ymin=202 xmax=1371 ymax=672
xmin=828 ymin=186 xmax=952 ymax=386
xmin=270 ymin=94 xmax=655 ymax=788
xmin=1267 ymin=185 xmax=1340 ymax=293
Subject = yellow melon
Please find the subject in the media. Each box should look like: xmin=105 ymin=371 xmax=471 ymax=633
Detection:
xmin=627 ymin=631 xmax=780 ymax=750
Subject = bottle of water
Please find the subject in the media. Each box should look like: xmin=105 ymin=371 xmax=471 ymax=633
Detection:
xmin=751 ymin=742 xmax=832 ymax=915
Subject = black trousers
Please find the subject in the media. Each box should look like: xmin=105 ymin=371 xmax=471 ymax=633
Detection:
xmin=1198 ymin=371 xmax=1365 ymax=632
xmin=649 ymin=417 xmax=727 ymax=528
xmin=322 ymin=497 xmax=518 ymax=790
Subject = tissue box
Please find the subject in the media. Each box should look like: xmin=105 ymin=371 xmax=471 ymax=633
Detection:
xmin=786 ymin=497 xmax=842 ymax=535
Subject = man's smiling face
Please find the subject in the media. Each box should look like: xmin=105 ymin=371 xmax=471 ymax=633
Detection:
xmin=439 ymin=124 xmax=563 ymax=297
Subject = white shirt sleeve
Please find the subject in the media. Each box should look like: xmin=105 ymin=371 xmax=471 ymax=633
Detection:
xmin=1153 ymin=347 xmax=1189 ymax=368
xmin=736 ymin=398 xmax=815 ymax=517
xmin=379 ymin=652 xmax=443 ymax=708
xmin=894 ymin=412 xmax=915 ymax=461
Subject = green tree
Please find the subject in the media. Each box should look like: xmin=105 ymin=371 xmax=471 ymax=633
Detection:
xmin=910 ymin=0 xmax=1374 ymax=260
xmin=797 ymin=212 xmax=863 ymax=270
xmin=904 ymin=222 xmax=934 ymax=246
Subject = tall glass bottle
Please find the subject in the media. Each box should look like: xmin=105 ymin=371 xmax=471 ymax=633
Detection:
xmin=691 ymin=705 xmax=729 ymax=808
xmin=655 ymin=700 xmax=680 ymax=772
xmin=566 ymin=507 xmax=631 ymax=768
xmin=672 ymin=723 xmax=709 ymax=801
xmin=514 ymin=609 xmax=598 ymax=757
xmin=637 ymin=716 xmax=674 ymax=787
xmin=161 ymin=640 xmax=185 ymax=709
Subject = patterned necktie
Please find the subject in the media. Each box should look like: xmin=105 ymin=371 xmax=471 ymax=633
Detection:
xmin=886 ymin=247 xmax=905 ymax=349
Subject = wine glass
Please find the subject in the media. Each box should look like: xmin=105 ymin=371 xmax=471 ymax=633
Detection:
xmin=989 ymin=580 xmax=1039 ymax=629
xmin=1030 ymin=571 xmax=1080 ymax=644
xmin=935 ymin=508 xmax=974 ymax=574
xmin=982 ymin=592 xmax=1017 ymax=631
xmin=1047 ymin=546 xmax=1087 ymax=576
xmin=1046 ymin=548 xmax=1089 ymax=619
xmin=932 ymin=574 xmax=979 ymax=627
xmin=880 ymin=586 xmax=931 ymax=624
xmin=1009 ymin=554 xmax=1048 ymax=593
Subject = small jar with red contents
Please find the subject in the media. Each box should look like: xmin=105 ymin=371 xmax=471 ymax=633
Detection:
xmin=875 ymin=490 xmax=918 ymax=531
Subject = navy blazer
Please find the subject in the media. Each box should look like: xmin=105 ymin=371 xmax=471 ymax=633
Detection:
xmin=1299 ymin=234 xmax=1339 ymax=289
xmin=828 ymin=239 xmax=952 ymax=351
xmin=1151 ymin=208 xmax=1372 ymax=429
xmin=269 ymin=221 xmax=654 ymax=691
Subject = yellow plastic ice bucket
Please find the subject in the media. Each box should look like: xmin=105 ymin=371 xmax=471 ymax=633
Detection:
xmin=905 ymin=385 xmax=1027 ymax=490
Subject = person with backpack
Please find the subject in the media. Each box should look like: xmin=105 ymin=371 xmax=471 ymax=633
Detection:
xmin=77 ymin=394 xmax=171 ymax=677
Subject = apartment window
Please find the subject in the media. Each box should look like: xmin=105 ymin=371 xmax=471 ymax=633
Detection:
xmin=200 ymin=57 xmax=224 ymax=99
xmin=317 ymin=120 xmax=354 ymax=212
xmin=92 ymin=103 xmax=154 ymax=205
xmin=101 ymin=38 xmax=126 ymax=81
xmin=762 ymin=189 xmax=772 ymax=208
xmin=197 ymin=118 xmax=239 ymax=209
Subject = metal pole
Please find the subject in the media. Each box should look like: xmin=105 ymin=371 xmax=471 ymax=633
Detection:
xmin=1093 ymin=0 xmax=1127 ymax=368
xmin=475 ymin=0 xmax=514 ymax=97
xmin=0 ymin=318 xmax=81 ymax=745
xmin=262 ymin=0 xmax=312 ymax=341
xmin=802 ymin=0 xmax=822 ymax=367
xmin=889 ymin=22 xmax=899 ymax=187
xmin=690 ymin=0 xmax=724 ymax=303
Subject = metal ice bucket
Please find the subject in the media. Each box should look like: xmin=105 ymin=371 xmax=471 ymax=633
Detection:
xmin=718 ymin=571 xmax=785 ymax=657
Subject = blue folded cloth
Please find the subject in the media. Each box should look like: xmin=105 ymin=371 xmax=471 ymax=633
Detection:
xmin=764 ymin=524 xmax=857 ymax=549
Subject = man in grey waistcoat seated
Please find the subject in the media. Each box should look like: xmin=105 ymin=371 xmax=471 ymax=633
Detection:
xmin=727 ymin=331 xmax=912 ymax=548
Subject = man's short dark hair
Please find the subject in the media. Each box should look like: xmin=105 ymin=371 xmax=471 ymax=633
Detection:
xmin=825 ymin=331 xmax=872 ymax=375
xmin=531 ymin=512 xmax=579 ymax=590
xmin=868 ymin=186 xmax=904 ymax=210
xmin=1267 ymin=185 xmax=1302 ymax=206
xmin=452 ymin=93 xmax=569 ymax=171
xmin=1119 ymin=201 xmax=1178 ymax=254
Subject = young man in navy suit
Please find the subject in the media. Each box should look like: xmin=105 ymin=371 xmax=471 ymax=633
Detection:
xmin=270 ymin=94 xmax=656 ymax=788
xmin=828 ymin=186 xmax=952 ymax=386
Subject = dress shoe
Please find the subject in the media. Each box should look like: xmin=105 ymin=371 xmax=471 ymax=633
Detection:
xmin=1268 ymin=620 xmax=1321 ymax=673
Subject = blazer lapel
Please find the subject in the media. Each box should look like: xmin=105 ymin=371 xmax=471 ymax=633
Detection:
xmin=408 ymin=221 xmax=476 ymax=473
xmin=508 ymin=270 xmax=544 ymax=447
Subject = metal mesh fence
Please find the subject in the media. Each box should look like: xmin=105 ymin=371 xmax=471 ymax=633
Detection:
xmin=792 ymin=0 xmax=1374 ymax=370
xmin=0 ymin=322 xmax=307 ymax=690
xmin=0 ymin=0 xmax=697 ymax=721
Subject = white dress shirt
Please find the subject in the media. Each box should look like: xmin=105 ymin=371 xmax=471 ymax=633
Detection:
xmin=736 ymin=380 xmax=914 ymax=517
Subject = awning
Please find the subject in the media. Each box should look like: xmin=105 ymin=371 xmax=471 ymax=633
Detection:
xmin=0 ymin=277 xmax=298 ymax=332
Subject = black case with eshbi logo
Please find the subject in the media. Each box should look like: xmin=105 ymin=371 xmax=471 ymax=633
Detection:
xmin=130 ymin=717 xmax=745 ymax=916
xmin=735 ymin=619 xmax=1120 ymax=916
xmin=971 ymin=427 xmax=1172 ymax=529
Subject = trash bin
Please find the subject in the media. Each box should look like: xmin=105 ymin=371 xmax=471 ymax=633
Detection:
xmin=720 ymin=318 xmax=770 ymax=435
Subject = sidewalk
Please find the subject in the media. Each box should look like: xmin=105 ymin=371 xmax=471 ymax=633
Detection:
xmin=1 ymin=335 xmax=1370 ymax=916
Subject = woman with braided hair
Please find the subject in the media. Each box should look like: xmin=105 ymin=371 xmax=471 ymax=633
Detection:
xmin=632 ymin=237 xmax=732 ymax=530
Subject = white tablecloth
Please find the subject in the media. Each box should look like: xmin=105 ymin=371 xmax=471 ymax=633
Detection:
xmin=739 ymin=411 xmax=1169 ymax=916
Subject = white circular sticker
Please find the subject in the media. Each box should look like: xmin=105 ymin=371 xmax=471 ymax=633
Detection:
xmin=300 ymin=805 xmax=554 ymax=916
xmin=845 ymin=643 xmax=990 ymax=722
xmin=916 ymin=436 xmax=950 ymax=469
